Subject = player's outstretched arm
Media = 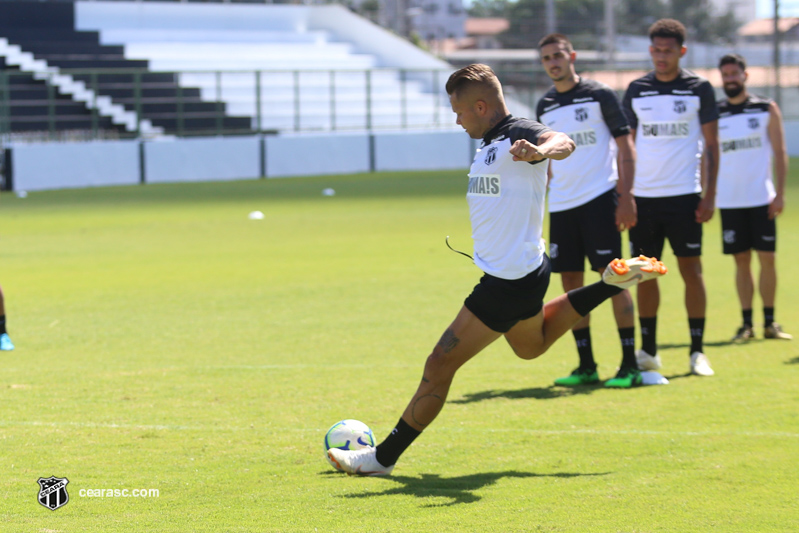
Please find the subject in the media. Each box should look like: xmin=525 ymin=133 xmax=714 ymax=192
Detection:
xmin=510 ymin=131 xmax=575 ymax=162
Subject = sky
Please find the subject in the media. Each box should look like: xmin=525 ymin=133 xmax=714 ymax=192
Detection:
xmin=757 ymin=0 xmax=799 ymax=17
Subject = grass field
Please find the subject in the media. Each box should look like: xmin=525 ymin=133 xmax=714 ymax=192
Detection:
xmin=1 ymin=166 xmax=797 ymax=532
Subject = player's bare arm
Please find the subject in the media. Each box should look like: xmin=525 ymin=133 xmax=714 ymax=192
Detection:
xmin=510 ymin=131 xmax=575 ymax=162
xmin=696 ymin=120 xmax=719 ymax=223
xmin=767 ymin=100 xmax=788 ymax=219
xmin=615 ymin=134 xmax=637 ymax=231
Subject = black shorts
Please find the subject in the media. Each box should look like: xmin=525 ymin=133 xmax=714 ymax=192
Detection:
xmin=630 ymin=194 xmax=702 ymax=258
xmin=464 ymin=255 xmax=551 ymax=333
xmin=720 ymin=205 xmax=776 ymax=254
xmin=549 ymin=189 xmax=621 ymax=272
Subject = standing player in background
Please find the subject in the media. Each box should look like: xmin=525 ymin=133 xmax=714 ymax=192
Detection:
xmin=537 ymin=33 xmax=640 ymax=388
xmin=327 ymin=64 xmax=667 ymax=476
xmin=622 ymin=19 xmax=719 ymax=376
xmin=0 ymin=283 xmax=14 ymax=351
xmin=716 ymin=53 xmax=791 ymax=342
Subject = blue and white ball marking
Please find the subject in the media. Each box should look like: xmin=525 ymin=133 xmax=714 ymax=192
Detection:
xmin=324 ymin=419 xmax=376 ymax=470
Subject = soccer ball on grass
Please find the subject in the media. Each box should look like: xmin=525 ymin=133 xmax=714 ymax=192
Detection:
xmin=323 ymin=419 xmax=376 ymax=471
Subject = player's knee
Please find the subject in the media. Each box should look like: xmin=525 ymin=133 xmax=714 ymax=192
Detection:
xmin=510 ymin=343 xmax=545 ymax=361
xmin=423 ymin=349 xmax=457 ymax=380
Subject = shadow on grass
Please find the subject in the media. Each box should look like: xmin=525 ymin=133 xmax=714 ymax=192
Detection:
xmin=662 ymin=372 xmax=694 ymax=380
xmin=785 ymin=356 xmax=799 ymax=365
xmin=658 ymin=339 xmax=740 ymax=349
xmin=449 ymin=384 xmax=603 ymax=404
xmin=337 ymin=470 xmax=609 ymax=506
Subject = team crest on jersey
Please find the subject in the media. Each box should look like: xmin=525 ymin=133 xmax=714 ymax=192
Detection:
xmin=748 ymin=117 xmax=760 ymax=129
xmin=723 ymin=230 xmax=736 ymax=244
xmin=673 ymin=100 xmax=687 ymax=114
xmin=484 ymin=146 xmax=499 ymax=165
xmin=549 ymin=243 xmax=559 ymax=259
xmin=574 ymin=107 xmax=588 ymax=122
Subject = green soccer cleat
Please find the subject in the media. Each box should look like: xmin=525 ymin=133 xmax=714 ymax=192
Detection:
xmin=604 ymin=367 xmax=642 ymax=388
xmin=764 ymin=323 xmax=792 ymax=340
xmin=554 ymin=367 xmax=599 ymax=386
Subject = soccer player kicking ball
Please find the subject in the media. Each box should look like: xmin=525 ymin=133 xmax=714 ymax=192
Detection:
xmin=328 ymin=64 xmax=666 ymax=476
xmin=716 ymin=54 xmax=791 ymax=342
xmin=536 ymin=33 xmax=640 ymax=388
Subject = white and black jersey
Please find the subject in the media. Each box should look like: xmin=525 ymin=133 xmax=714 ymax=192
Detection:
xmin=716 ymin=95 xmax=776 ymax=209
xmin=468 ymin=115 xmax=552 ymax=280
xmin=623 ymin=69 xmax=719 ymax=198
xmin=537 ymin=78 xmax=630 ymax=212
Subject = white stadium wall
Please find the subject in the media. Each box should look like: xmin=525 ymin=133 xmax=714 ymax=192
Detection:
xmin=10 ymin=140 xmax=140 ymax=191
xmin=785 ymin=121 xmax=799 ymax=159
xmin=144 ymin=136 xmax=261 ymax=184
xmin=7 ymin=123 xmax=799 ymax=192
xmin=373 ymin=131 xmax=472 ymax=172
xmin=5 ymin=131 xmax=475 ymax=191
xmin=265 ymin=133 xmax=371 ymax=178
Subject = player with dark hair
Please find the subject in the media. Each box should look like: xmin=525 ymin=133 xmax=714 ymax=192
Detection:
xmin=716 ymin=53 xmax=791 ymax=341
xmin=0 ymin=284 xmax=14 ymax=351
xmin=622 ymin=19 xmax=719 ymax=376
xmin=328 ymin=64 xmax=667 ymax=476
xmin=537 ymin=33 xmax=640 ymax=387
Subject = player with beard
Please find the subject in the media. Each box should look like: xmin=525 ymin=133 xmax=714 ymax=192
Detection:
xmin=716 ymin=53 xmax=791 ymax=342
xmin=536 ymin=34 xmax=640 ymax=388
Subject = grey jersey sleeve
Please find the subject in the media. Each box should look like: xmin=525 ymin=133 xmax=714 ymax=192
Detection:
xmin=622 ymin=84 xmax=638 ymax=130
xmin=510 ymin=119 xmax=553 ymax=146
xmin=698 ymin=80 xmax=720 ymax=125
xmin=598 ymin=86 xmax=631 ymax=138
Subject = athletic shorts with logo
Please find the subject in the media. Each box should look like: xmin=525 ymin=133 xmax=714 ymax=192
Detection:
xmin=630 ymin=194 xmax=702 ymax=258
xmin=549 ymin=189 xmax=621 ymax=272
xmin=464 ymin=255 xmax=551 ymax=333
xmin=720 ymin=205 xmax=776 ymax=254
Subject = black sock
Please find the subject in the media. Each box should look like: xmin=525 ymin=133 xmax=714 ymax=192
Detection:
xmin=764 ymin=307 xmax=775 ymax=327
xmin=0 ymin=315 xmax=6 ymax=335
xmin=639 ymin=317 xmax=657 ymax=355
xmin=572 ymin=327 xmax=595 ymax=371
xmin=689 ymin=318 xmax=705 ymax=354
xmin=618 ymin=327 xmax=636 ymax=369
xmin=567 ymin=281 xmax=623 ymax=317
xmin=375 ymin=418 xmax=421 ymax=467
xmin=742 ymin=309 xmax=753 ymax=327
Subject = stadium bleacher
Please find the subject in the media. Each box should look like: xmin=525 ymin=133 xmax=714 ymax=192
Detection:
xmin=75 ymin=1 xmax=455 ymax=132
xmin=0 ymin=1 xmax=254 ymax=137
xmin=0 ymin=0 xmax=456 ymax=138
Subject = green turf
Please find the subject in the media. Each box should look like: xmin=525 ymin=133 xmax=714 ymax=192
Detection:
xmin=1 ymin=166 xmax=797 ymax=531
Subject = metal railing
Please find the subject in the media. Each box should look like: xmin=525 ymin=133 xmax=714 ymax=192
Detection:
xmin=0 ymin=67 xmax=457 ymax=141
xmin=3 ymin=64 xmax=797 ymax=143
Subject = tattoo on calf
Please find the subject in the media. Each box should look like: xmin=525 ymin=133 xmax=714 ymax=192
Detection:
xmin=411 ymin=393 xmax=443 ymax=427
xmin=437 ymin=329 xmax=460 ymax=354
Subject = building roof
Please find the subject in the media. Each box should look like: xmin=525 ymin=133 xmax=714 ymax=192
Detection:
xmin=464 ymin=17 xmax=510 ymax=36
xmin=739 ymin=17 xmax=799 ymax=37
